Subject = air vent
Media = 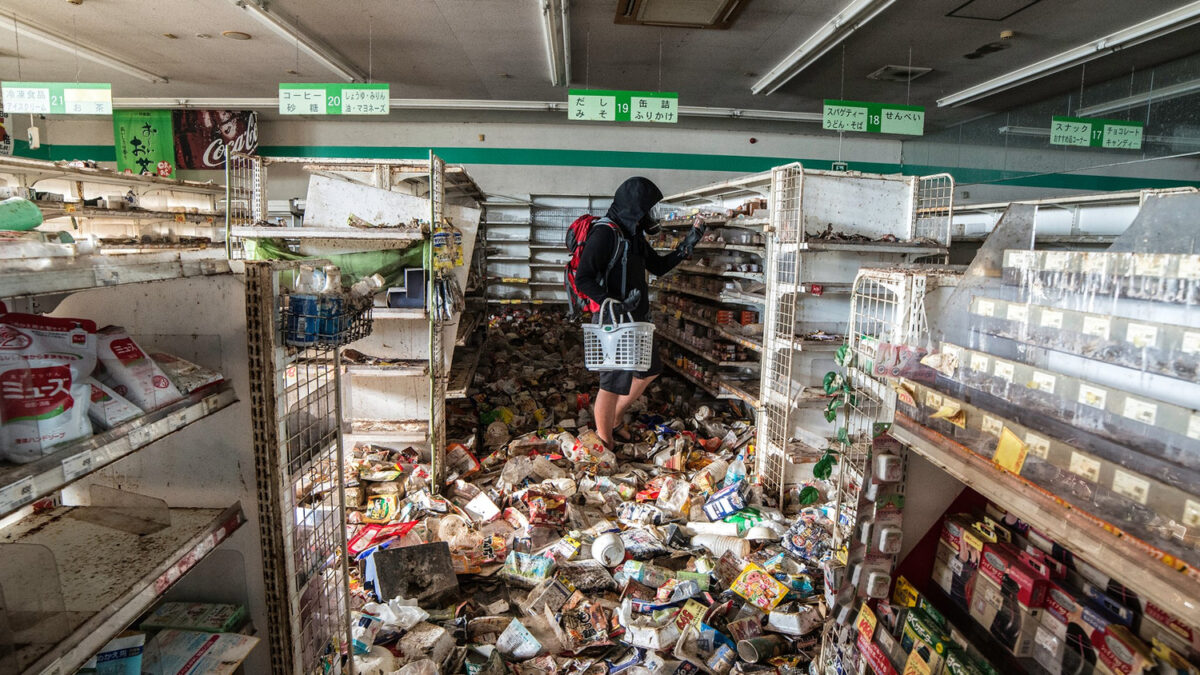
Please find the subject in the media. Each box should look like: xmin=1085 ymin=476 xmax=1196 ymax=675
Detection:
xmin=867 ymin=65 xmax=933 ymax=83
xmin=615 ymin=0 xmax=749 ymax=29
xmin=947 ymin=0 xmax=1043 ymax=21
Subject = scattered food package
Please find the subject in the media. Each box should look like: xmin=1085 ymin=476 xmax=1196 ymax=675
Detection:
xmin=329 ymin=308 xmax=838 ymax=674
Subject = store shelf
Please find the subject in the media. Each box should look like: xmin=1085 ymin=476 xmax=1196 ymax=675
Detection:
xmin=782 ymin=240 xmax=948 ymax=256
xmin=455 ymin=309 xmax=483 ymax=347
xmin=483 ymin=220 xmax=533 ymax=226
xmin=660 ymin=216 xmax=728 ymax=229
xmin=344 ymin=419 xmax=429 ymax=444
xmin=653 ymin=283 xmax=723 ymax=303
xmin=231 ymin=226 xmax=424 ymax=241
xmin=372 ymin=307 xmax=426 ymax=320
xmin=37 ymin=203 xmax=222 ymax=225
xmin=486 ymin=256 xmax=529 ymax=262
xmin=529 ymin=281 xmax=563 ymax=287
xmin=655 ymin=326 xmax=757 ymax=368
xmin=0 ymin=156 xmax=224 ymax=195
xmin=528 ymin=244 xmax=563 ymax=251
xmin=675 ymin=263 xmax=764 ymax=282
xmin=486 ymin=298 xmax=567 ymax=305
xmin=5 ymin=503 xmax=244 ymax=674
xmin=718 ymin=378 xmax=761 ymax=408
xmin=776 ymin=281 xmax=853 ymax=295
xmin=668 ymin=309 xmax=764 ymax=353
xmin=344 ymin=362 xmax=428 ymax=377
xmin=447 ymin=346 xmax=482 ymax=399
xmin=719 ymin=289 xmax=766 ymax=306
xmin=0 ymin=249 xmax=233 ymax=300
xmin=0 ymin=385 xmax=238 ymax=520
xmin=891 ymin=413 xmax=1200 ymax=628
xmin=529 ymin=262 xmax=565 ymax=269
xmin=661 ymin=356 xmax=722 ymax=398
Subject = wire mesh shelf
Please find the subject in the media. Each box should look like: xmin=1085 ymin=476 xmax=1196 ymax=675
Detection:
xmin=281 ymin=295 xmax=374 ymax=348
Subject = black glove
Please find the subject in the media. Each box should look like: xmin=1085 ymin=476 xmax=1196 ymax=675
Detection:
xmin=678 ymin=221 xmax=707 ymax=258
xmin=616 ymin=289 xmax=642 ymax=314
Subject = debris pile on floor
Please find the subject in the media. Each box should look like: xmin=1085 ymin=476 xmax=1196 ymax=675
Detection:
xmin=342 ymin=309 xmax=835 ymax=673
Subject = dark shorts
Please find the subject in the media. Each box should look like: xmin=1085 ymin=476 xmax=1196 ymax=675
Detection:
xmin=598 ymin=337 xmax=663 ymax=395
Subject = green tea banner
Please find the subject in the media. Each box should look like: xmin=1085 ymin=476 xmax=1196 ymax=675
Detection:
xmin=113 ymin=110 xmax=175 ymax=177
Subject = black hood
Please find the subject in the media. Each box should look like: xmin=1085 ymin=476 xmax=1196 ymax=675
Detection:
xmin=606 ymin=176 xmax=663 ymax=237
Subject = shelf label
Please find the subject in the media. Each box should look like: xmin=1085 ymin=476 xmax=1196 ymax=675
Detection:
xmin=823 ymin=100 xmax=924 ymax=135
xmin=1183 ymin=499 xmax=1200 ymax=528
xmin=279 ymin=83 xmax=390 ymax=115
xmin=1068 ymin=452 xmax=1101 ymax=482
xmin=1030 ymin=371 xmax=1056 ymax=394
xmin=1050 ymin=116 xmax=1143 ymax=149
xmin=62 ymin=449 xmax=95 ymax=481
xmin=568 ymin=89 xmax=677 ymax=123
xmin=1005 ymin=303 xmax=1029 ymax=324
xmin=975 ymin=299 xmax=995 ymax=317
xmin=1 ymin=81 xmax=112 ymax=114
xmin=1122 ymin=397 xmax=1157 ymax=426
xmin=1024 ymin=432 xmax=1050 ymax=459
xmin=1181 ymin=331 xmax=1200 ymax=355
xmin=1112 ymin=469 xmax=1150 ymax=505
xmin=969 ymin=353 xmax=990 ymax=373
xmin=992 ymin=361 xmax=1015 ymax=383
xmin=980 ymin=414 xmax=1003 ymax=437
xmin=0 ymin=476 xmax=35 ymax=512
xmin=1039 ymin=309 xmax=1063 ymax=329
xmin=1126 ymin=323 xmax=1158 ymax=348
xmin=1078 ymin=384 xmax=1107 ymax=410
xmin=1043 ymin=251 xmax=1070 ymax=271
xmin=1081 ymin=316 xmax=1111 ymax=340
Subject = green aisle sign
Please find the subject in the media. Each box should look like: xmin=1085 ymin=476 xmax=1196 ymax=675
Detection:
xmin=0 ymin=82 xmax=112 ymax=115
xmin=823 ymin=100 xmax=924 ymax=135
xmin=568 ymin=89 xmax=678 ymax=123
xmin=279 ymin=83 xmax=390 ymax=115
xmin=1050 ymin=116 xmax=1143 ymax=149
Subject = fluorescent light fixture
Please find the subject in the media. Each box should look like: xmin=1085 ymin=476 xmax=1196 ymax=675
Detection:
xmin=940 ymin=1 xmax=1200 ymax=107
xmin=999 ymin=124 xmax=1200 ymax=148
xmin=541 ymin=0 xmax=570 ymax=87
xmin=5 ymin=13 xmax=167 ymax=83
xmin=752 ymin=0 xmax=898 ymax=96
xmin=234 ymin=0 xmax=367 ymax=82
xmin=1077 ymin=77 xmax=1200 ymax=117
xmin=112 ymin=96 xmax=823 ymax=122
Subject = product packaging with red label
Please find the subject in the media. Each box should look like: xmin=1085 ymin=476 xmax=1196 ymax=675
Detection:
xmin=0 ymin=313 xmax=97 ymax=463
xmin=97 ymin=327 xmax=183 ymax=411
xmin=980 ymin=542 xmax=1048 ymax=608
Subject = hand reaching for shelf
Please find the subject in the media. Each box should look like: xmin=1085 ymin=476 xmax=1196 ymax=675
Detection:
xmin=678 ymin=217 xmax=707 ymax=258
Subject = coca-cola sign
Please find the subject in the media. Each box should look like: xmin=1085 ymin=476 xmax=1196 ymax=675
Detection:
xmin=173 ymin=110 xmax=258 ymax=170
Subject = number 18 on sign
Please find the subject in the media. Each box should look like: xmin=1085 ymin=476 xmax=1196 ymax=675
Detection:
xmin=823 ymin=100 xmax=924 ymax=135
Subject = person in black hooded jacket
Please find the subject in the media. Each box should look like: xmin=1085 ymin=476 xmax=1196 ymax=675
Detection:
xmin=576 ymin=176 xmax=706 ymax=449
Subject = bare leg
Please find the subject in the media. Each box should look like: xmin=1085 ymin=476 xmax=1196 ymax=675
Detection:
xmin=615 ymin=373 xmax=658 ymax=422
xmin=593 ymin=388 xmax=620 ymax=449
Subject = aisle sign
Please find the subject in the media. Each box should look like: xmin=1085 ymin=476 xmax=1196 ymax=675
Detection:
xmin=279 ymin=83 xmax=390 ymax=115
xmin=1050 ymin=116 xmax=1143 ymax=149
xmin=568 ymin=89 xmax=678 ymax=123
xmin=1 ymin=82 xmax=112 ymax=115
xmin=823 ymin=99 xmax=924 ymax=135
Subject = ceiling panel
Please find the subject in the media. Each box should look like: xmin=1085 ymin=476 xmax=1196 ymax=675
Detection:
xmin=0 ymin=0 xmax=1196 ymax=130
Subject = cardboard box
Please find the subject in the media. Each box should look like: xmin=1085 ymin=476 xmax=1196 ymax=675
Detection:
xmin=968 ymin=573 xmax=1041 ymax=658
xmin=702 ymin=481 xmax=748 ymax=521
xmin=979 ymin=542 xmax=1048 ymax=608
xmin=1094 ymin=624 xmax=1154 ymax=675
xmin=932 ymin=540 xmax=977 ymax=612
xmin=900 ymin=609 xmax=950 ymax=673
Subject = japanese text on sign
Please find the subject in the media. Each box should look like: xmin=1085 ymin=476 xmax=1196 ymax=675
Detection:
xmin=1 ymin=82 xmax=112 ymax=115
xmin=568 ymin=89 xmax=678 ymax=123
xmin=823 ymin=100 xmax=924 ymax=136
xmin=1050 ymin=116 xmax=1143 ymax=150
xmin=278 ymin=83 xmax=390 ymax=115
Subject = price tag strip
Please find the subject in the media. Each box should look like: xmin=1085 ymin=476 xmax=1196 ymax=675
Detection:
xmin=1 ymin=81 xmax=112 ymax=115
xmin=969 ymin=296 xmax=1199 ymax=383
xmin=279 ymin=83 xmax=390 ymax=115
xmin=898 ymin=379 xmax=1193 ymax=530
xmin=942 ymin=342 xmax=1196 ymax=444
xmin=823 ymin=99 xmax=924 ymax=135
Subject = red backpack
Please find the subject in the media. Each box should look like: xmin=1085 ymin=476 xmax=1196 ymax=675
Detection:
xmin=564 ymin=215 xmax=627 ymax=318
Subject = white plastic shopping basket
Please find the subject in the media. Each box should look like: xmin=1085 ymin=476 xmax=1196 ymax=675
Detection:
xmin=582 ymin=298 xmax=656 ymax=372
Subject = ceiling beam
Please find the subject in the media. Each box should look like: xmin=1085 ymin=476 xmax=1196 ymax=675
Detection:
xmin=751 ymin=0 xmax=898 ymax=96
xmin=232 ymin=0 xmax=367 ymax=82
xmin=939 ymin=1 xmax=1200 ymax=108
xmin=3 ymin=12 xmax=168 ymax=83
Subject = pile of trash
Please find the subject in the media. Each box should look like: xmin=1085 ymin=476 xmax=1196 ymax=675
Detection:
xmin=341 ymin=309 xmax=838 ymax=674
